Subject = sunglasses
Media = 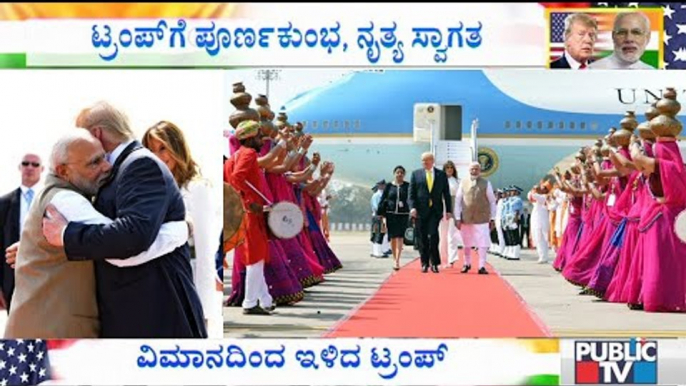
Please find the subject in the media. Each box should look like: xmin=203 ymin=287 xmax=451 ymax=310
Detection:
xmin=21 ymin=161 xmax=41 ymax=167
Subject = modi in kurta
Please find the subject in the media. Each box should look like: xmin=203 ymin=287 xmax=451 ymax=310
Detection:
xmin=454 ymin=162 xmax=497 ymax=275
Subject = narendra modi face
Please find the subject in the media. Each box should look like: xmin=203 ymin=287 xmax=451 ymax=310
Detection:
xmin=612 ymin=12 xmax=650 ymax=64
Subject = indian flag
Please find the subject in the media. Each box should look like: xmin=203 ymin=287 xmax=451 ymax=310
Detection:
xmin=516 ymin=339 xmax=561 ymax=385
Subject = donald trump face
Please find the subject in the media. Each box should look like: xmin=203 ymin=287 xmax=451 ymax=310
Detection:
xmin=564 ymin=13 xmax=598 ymax=64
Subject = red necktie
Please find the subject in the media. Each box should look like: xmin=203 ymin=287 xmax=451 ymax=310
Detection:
xmin=579 ymin=62 xmax=587 ymax=70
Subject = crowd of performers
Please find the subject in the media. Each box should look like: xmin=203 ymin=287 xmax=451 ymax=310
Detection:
xmin=223 ymin=83 xmax=342 ymax=316
xmin=489 ymin=182 xmax=569 ymax=264
xmin=529 ymin=89 xmax=685 ymax=313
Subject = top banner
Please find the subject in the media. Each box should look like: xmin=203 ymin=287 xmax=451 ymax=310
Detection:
xmin=0 ymin=3 xmax=682 ymax=68
xmin=21 ymin=2 xmax=531 ymax=68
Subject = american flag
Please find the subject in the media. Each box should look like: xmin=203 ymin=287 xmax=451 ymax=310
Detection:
xmin=590 ymin=2 xmax=686 ymax=69
xmin=0 ymin=340 xmax=50 ymax=385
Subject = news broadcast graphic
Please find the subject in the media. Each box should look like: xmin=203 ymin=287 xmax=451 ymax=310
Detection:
xmin=574 ymin=339 xmax=658 ymax=384
xmin=547 ymin=7 xmax=664 ymax=69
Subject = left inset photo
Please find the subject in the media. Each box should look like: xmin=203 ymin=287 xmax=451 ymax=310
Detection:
xmin=0 ymin=70 xmax=224 ymax=339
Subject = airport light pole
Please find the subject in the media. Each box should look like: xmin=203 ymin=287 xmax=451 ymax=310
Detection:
xmin=471 ymin=118 xmax=479 ymax=162
xmin=429 ymin=119 xmax=437 ymax=156
xmin=256 ymin=69 xmax=281 ymax=99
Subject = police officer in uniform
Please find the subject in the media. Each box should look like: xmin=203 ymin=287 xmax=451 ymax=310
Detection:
xmin=500 ymin=186 xmax=512 ymax=258
xmin=502 ymin=186 xmax=524 ymax=260
xmin=490 ymin=189 xmax=505 ymax=256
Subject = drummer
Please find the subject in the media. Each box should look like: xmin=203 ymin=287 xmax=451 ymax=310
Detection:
xmin=225 ymin=120 xmax=273 ymax=316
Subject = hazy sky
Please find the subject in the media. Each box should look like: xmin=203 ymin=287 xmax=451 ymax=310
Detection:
xmin=225 ymin=68 xmax=353 ymax=114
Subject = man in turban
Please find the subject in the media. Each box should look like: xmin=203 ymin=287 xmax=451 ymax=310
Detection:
xmin=224 ymin=120 xmax=273 ymax=315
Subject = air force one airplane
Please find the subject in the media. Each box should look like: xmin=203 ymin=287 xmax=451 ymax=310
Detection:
xmin=280 ymin=69 xmax=686 ymax=190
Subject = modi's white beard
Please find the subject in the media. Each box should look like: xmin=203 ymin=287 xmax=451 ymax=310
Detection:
xmin=470 ymin=175 xmax=478 ymax=181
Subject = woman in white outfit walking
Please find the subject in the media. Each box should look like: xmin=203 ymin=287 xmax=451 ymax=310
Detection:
xmin=439 ymin=161 xmax=464 ymax=268
xmin=144 ymin=121 xmax=224 ymax=338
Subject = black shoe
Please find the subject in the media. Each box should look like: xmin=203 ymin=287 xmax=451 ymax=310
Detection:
xmin=243 ymin=305 xmax=271 ymax=315
xmin=264 ymin=305 xmax=276 ymax=312
xmin=478 ymin=267 xmax=489 ymax=275
xmin=421 ymin=265 xmax=428 ymax=273
xmin=431 ymin=265 xmax=439 ymax=273
xmin=461 ymin=265 xmax=471 ymax=273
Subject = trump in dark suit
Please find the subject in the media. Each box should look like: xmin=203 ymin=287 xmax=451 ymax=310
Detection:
xmin=42 ymin=102 xmax=207 ymax=338
xmin=408 ymin=152 xmax=452 ymax=273
xmin=549 ymin=13 xmax=598 ymax=70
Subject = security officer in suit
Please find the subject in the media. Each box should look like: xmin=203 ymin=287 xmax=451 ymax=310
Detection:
xmin=0 ymin=153 xmax=44 ymax=312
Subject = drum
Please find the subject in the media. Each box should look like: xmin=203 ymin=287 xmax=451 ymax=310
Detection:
xmin=676 ymin=210 xmax=686 ymax=244
xmin=224 ymin=182 xmax=246 ymax=253
xmin=267 ymin=201 xmax=305 ymax=239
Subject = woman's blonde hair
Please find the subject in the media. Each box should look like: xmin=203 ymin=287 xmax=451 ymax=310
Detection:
xmin=142 ymin=120 xmax=200 ymax=188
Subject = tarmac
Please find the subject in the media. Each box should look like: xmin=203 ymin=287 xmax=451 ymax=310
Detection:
xmin=224 ymin=232 xmax=686 ymax=338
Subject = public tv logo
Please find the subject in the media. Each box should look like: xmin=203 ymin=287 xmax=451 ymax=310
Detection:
xmin=575 ymin=339 xmax=658 ymax=384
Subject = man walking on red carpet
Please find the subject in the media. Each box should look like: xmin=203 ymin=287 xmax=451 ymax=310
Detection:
xmin=408 ymin=152 xmax=452 ymax=273
xmin=454 ymin=162 xmax=497 ymax=274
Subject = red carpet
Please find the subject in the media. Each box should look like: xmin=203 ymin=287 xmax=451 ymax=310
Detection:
xmin=325 ymin=258 xmax=550 ymax=338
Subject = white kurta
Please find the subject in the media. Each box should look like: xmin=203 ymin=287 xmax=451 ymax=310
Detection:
xmin=554 ymin=189 xmax=566 ymax=238
xmin=440 ymin=176 xmax=464 ymax=264
xmin=529 ymin=192 xmax=550 ymax=261
xmin=454 ymin=179 xmax=497 ymax=248
xmin=588 ymin=53 xmax=655 ymax=70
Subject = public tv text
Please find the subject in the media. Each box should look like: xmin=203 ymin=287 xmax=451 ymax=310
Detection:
xmin=575 ymin=340 xmax=657 ymax=384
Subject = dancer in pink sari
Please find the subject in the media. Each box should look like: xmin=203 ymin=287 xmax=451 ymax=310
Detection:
xmin=605 ymin=147 xmax=651 ymax=303
xmin=562 ymin=151 xmax=614 ymax=288
xmin=266 ymin=151 xmax=324 ymax=286
xmin=608 ymin=124 xmax=656 ymax=304
xmin=633 ymin=136 xmax=686 ymax=312
xmin=629 ymin=89 xmax=686 ymax=312
xmin=585 ymin=131 xmax=637 ymax=297
xmin=263 ymin=122 xmax=325 ymax=287
xmin=301 ymin=163 xmax=343 ymax=274
xmin=599 ymin=111 xmax=657 ymax=302
xmin=552 ymin=166 xmax=584 ymax=272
